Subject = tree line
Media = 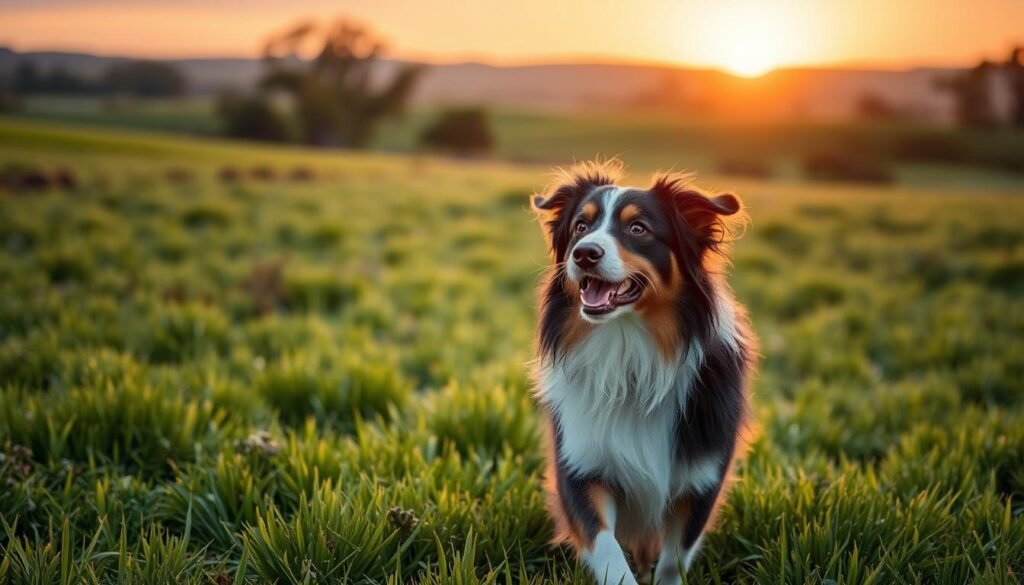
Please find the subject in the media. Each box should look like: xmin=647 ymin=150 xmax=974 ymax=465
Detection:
xmin=936 ymin=46 xmax=1024 ymax=129
xmin=7 ymin=59 xmax=186 ymax=98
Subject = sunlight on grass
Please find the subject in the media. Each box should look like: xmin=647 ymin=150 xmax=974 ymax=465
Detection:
xmin=0 ymin=121 xmax=1022 ymax=583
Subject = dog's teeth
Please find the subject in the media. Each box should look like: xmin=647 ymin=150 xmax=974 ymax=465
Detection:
xmin=616 ymin=281 xmax=630 ymax=295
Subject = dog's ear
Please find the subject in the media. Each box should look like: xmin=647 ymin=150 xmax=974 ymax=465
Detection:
xmin=530 ymin=185 xmax=585 ymax=261
xmin=530 ymin=190 xmax=571 ymax=218
xmin=654 ymin=174 xmax=746 ymax=251
xmin=531 ymin=162 xmax=620 ymax=260
xmin=674 ymin=190 xmax=742 ymax=233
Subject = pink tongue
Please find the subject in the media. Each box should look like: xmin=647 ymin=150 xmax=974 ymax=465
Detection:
xmin=582 ymin=280 xmax=617 ymax=307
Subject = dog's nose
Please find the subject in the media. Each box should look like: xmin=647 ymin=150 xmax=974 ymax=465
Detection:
xmin=572 ymin=243 xmax=604 ymax=268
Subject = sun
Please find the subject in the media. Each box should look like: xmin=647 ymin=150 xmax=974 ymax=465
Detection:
xmin=719 ymin=35 xmax=781 ymax=78
xmin=713 ymin=9 xmax=786 ymax=78
xmin=685 ymin=1 xmax=807 ymax=78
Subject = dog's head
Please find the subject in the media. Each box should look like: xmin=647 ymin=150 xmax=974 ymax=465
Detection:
xmin=532 ymin=163 xmax=746 ymax=325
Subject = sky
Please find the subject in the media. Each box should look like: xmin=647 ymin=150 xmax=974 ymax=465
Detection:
xmin=1 ymin=0 xmax=1023 ymax=76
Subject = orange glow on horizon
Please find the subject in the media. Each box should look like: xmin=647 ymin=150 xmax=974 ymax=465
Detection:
xmin=0 ymin=0 xmax=1021 ymax=72
xmin=667 ymin=0 xmax=827 ymax=78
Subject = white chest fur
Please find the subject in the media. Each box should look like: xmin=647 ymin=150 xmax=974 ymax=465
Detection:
xmin=535 ymin=313 xmax=719 ymax=529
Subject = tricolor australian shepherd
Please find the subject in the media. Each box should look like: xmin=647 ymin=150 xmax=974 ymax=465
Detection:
xmin=530 ymin=163 xmax=757 ymax=585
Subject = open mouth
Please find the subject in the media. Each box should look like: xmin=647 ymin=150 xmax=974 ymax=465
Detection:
xmin=579 ymin=276 xmax=645 ymax=316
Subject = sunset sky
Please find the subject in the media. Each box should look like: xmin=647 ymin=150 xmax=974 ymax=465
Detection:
xmin=2 ymin=0 xmax=1023 ymax=76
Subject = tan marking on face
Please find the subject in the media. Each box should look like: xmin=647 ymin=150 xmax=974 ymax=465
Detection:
xmin=616 ymin=245 xmax=659 ymax=289
xmin=617 ymin=244 xmax=682 ymax=362
xmin=581 ymin=201 xmax=598 ymax=223
xmin=619 ymin=203 xmax=642 ymax=224
xmin=557 ymin=275 xmax=594 ymax=351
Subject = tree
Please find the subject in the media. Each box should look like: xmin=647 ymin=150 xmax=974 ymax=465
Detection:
xmin=102 ymin=60 xmax=186 ymax=97
xmin=1006 ymin=47 xmax=1024 ymax=129
xmin=934 ymin=61 xmax=999 ymax=128
xmin=419 ymin=108 xmax=494 ymax=154
xmin=258 ymin=18 xmax=424 ymax=148
xmin=13 ymin=61 xmax=95 ymax=95
xmin=13 ymin=61 xmax=40 ymax=93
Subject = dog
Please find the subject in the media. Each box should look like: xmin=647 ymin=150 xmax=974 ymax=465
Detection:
xmin=530 ymin=162 xmax=757 ymax=585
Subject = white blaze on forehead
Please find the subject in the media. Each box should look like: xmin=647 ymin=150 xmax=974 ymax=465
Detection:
xmin=570 ymin=186 xmax=630 ymax=282
xmin=595 ymin=186 xmax=628 ymax=232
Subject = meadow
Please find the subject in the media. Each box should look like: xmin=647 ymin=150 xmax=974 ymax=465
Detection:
xmin=15 ymin=97 xmax=1024 ymax=187
xmin=0 ymin=118 xmax=1023 ymax=583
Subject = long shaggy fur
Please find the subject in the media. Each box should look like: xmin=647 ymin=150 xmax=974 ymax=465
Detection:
xmin=530 ymin=163 xmax=758 ymax=584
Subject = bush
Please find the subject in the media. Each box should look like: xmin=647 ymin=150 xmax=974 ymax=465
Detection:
xmin=717 ymin=156 xmax=774 ymax=178
xmin=893 ymin=132 xmax=968 ymax=163
xmin=803 ymin=149 xmax=894 ymax=183
xmin=0 ymin=163 xmax=78 ymax=193
xmin=217 ymin=93 xmax=295 ymax=143
xmin=101 ymin=60 xmax=187 ymax=97
xmin=419 ymin=108 xmax=495 ymax=154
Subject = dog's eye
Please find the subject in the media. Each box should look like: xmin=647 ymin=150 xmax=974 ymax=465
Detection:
xmin=629 ymin=222 xmax=647 ymax=235
xmin=575 ymin=221 xmax=588 ymax=234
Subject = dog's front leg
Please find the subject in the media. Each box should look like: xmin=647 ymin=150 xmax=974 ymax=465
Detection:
xmin=557 ymin=470 xmax=637 ymax=585
xmin=654 ymin=484 xmax=722 ymax=585
xmin=579 ymin=487 xmax=636 ymax=585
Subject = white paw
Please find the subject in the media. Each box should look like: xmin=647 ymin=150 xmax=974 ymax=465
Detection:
xmin=595 ymin=571 xmax=639 ymax=585
xmin=584 ymin=532 xmax=639 ymax=585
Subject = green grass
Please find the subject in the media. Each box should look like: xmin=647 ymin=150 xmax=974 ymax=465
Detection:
xmin=13 ymin=97 xmax=1024 ymax=187
xmin=0 ymin=119 xmax=1023 ymax=583
xmin=15 ymin=96 xmax=223 ymax=137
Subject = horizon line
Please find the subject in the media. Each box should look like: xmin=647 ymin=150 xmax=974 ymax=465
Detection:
xmin=0 ymin=42 xmax=983 ymax=74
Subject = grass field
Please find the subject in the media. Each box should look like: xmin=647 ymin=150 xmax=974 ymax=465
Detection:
xmin=1 ymin=118 xmax=1023 ymax=583
xmin=14 ymin=97 xmax=1024 ymax=188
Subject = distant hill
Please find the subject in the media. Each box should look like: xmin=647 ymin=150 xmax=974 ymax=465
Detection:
xmin=0 ymin=48 xmax=262 ymax=94
xmin=0 ymin=47 xmax=967 ymax=122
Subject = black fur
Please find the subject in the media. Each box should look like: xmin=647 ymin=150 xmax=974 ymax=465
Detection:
xmin=535 ymin=172 xmax=615 ymax=361
xmin=534 ymin=169 xmax=754 ymax=565
xmin=533 ymin=169 xmax=616 ymax=264
xmin=680 ymin=483 xmax=723 ymax=549
xmin=538 ymin=273 xmax=576 ymax=362
xmin=611 ymin=191 xmax=676 ymax=282
xmin=552 ymin=421 xmax=605 ymax=542
xmin=677 ymin=337 xmax=750 ymax=465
